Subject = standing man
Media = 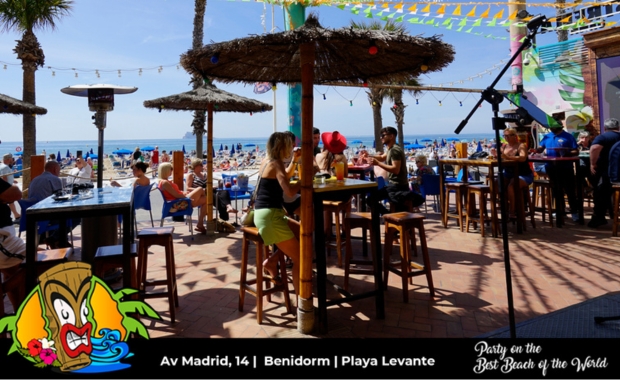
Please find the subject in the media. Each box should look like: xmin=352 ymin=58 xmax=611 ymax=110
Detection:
xmin=151 ymin=146 xmax=160 ymax=178
xmin=0 ymin=153 xmax=19 ymax=222
xmin=530 ymin=112 xmax=580 ymax=222
xmin=367 ymin=126 xmax=423 ymax=214
xmin=588 ymin=118 xmax=620 ymax=228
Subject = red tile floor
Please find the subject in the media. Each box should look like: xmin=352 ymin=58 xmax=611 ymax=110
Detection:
xmin=6 ymin=196 xmax=620 ymax=339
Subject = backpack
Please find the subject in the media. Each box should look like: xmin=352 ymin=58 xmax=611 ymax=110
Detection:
xmin=608 ymin=140 xmax=620 ymax=182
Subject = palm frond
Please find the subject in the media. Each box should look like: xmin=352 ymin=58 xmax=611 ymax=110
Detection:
xmin=117 ymin=301 xmax=161 ymax=320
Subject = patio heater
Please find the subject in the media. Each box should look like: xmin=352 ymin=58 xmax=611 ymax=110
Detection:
xmin=60 ymin=84 xmax=137 ymax=263
xmin=61 ymin=84 xmax=138 ymax=188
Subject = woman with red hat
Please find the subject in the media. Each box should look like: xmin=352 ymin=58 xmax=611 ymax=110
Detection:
xmin=316 ymin=131 xmax=351 ymax=237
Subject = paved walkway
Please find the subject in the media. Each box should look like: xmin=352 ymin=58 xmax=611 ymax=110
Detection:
xmin=7 ymin=194 xmax=620 ymax=338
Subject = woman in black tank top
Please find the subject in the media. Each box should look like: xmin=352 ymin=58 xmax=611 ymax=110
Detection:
xmin=254 ymin=132 xmax=302 ymax=294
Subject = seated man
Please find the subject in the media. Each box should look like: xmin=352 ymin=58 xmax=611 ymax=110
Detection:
xmin=367 ymin=126 xmax=424 ymax=214
xmin=0 ymin=177 xmax=25 ymax=310
xmin=68 ymin=157 xmax=92 ymax=184
xmin=28 ymin=161 xmax=63 ymax=203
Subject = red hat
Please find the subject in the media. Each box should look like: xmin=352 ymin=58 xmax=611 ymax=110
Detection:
xmin=321 ymin=131 xmax=347 ymax=154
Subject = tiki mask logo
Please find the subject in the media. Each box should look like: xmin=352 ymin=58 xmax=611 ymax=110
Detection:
xmin=0 ymin=262 xmax=160 ymax=373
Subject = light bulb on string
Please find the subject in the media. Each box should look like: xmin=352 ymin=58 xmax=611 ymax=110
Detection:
xmin=323 ymin=94 xmax=326 ymax=100
xmin=350 ymin=101 xmax=353 ymax=107
xmin=459 ymin=101 xmax=462 ymax=107
xmin=52 ymin=71 xmax=55 ymax=77
xmin=439 ymin=101 xmax=442 ymax=106
xmin=159 ymin=105 xmax=164 ymax=113
xmin=415 ymin=99 xmax=419 ymax=105
xmin=75 ymin=72 xmax=78 ymax=78
xmin=250 ymin=111 xmax=253 ymax=116
xmin=210 ymin=53 xmax=220 ymax=64
xmin=118 ymin=70 xmax=121 ymax=78
xmin=139 ymin=68 xmax=143 ymax=76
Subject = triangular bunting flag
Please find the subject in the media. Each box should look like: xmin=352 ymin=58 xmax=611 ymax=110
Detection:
xmin=499 ymin=19 xmax=510 ymax=26
xmin=437 ymin=4 xmax=446 ymax=14
xmin=453 ymin=4 xmax=461 ymax=16
xmin=351 ymin=8 xmax=359 ymax=15
xmin=366 ymin=12 xmax=373 ymax=18
xmin=446 ymin=22 xmax=453 ymax=30
xmin=487 ymin=18 xmax=497 ymax=27
xmin=442 ymin=17 xmax=452 ymax=25
xmin=467 ymin=6 xmax=477 ymax=17
xmin=408 ymin=4 xmax=417 ymax=13
xmin=377 ymin=10 xmax=384 ymax=17
xmin=395 ymin=15 xmax=404 ymax=22
xmin=408 ymin=17 xmax=420 ymax=24
xmin=472 ymin=18 xmax=482 ymax=27
xmin=493 ymin=9 xmax=504 ymax=19
xmin=466 ymin=27 xmax=474 ymax=33
xmin=548 ymin=17 xmax=557 ymax=22
xmin=394 ymin=2 xmax=403 ymax=10
xmin=508 ymin=9 xmax=517 ymax=19
xmin=426 ymin=18 xmax=436 ymax=25
xmin=381 ymin=16 xmax=388 ymax=21
xmin=364 ymin=6 xmax=372 ymax=13
xmin=382 ymin=3 xmax=389 ymax=8
xmin=337 ymin=4 xmax=345 ymax=10
xmin=388 ymin=11 xmax=397 ymax=18
xmin=457 ymin=25 xmax=464 ymax=32
xmin=458 ymin=17 xmax=468 ymax=26
xmin=421 ymin=4 xmax=431 ymax=13
xmin=561 ymin=15 xmax=572 ymax=23
xmin=480 ymin=6 xmax=490 ymax=18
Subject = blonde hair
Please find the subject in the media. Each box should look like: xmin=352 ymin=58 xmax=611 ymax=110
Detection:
xmin=578 ymin=131 xmax=590 ymax=139
xmin=189 ymin=158 xmax=203 ymax=169
xmin=415 ymin=154 xmax=428 ymax=166
xmin=505 ymin=126 xmax=518 ymax=135
xmin=158 ymin=162 xmax=173 ymax=179
xmin=266 ymin=132 xmax=293 ymax=161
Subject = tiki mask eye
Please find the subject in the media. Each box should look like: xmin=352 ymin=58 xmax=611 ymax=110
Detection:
xmin=53 ymin=298 xmax=76 ymax=326
xmin=80 ymin=299 xmax=89 ymax=325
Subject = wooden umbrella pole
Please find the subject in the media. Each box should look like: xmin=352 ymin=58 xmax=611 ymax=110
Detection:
xmin=206 ymin=104 xmax=215 ymax=235
xmin=298 ymin=41 xmax=315 ymax=334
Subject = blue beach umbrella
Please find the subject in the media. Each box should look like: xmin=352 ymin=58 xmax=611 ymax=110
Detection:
xmin=244 ymin=143 xmax=256 ymax=148
xmin=141 ymin=146 xmax=155 ymax=152
xmin=405 ymin=143 xmax=425 ymax=149
xmin=14 ymin=151 xmax=23 ymax=156
xmin=420 ymin=138 xmax=432 ymax=143
xmin=57 ymin=151 xmax=61 ymax=161
xmin=90 ymin=148 xmax=93 ymax=154
xmin=212 ymin=146 xmax=216 ymax=158
xmin=66 ymin=149 xmax=71 ymax=158
xmin=372 ymin=140 xmax=376 ymax=148
xmin=219 ymin=144 xmax=223 ymax=151
xmin=446 ymin=137 xmax=460 ymax=142
xmin=441 ymin=139 xmax=446 ymax=147
xmin=182 ymin=145 xmax=186 ymax=154
xmin=112 ymin=148 xmax=133 ymax=155
xmin=476 ymin=141 xmax=483 ymax=152
xmin=89 ymin=154 xmax=98 ymax=159
xmin=403 ymin=141 xmax=411 ymax=145
xmin=415 ymin=139 xmax=419 ymax=144
xmin=352 ymin=140 xmax=363 ymax=144
xmin=85 ymin=152 xmax=90 ymax=159
xmin=231 ymin=145 xmax=236 ymax=155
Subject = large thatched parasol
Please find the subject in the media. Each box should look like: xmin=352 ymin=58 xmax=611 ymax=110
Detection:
xmin=0 ymin=93 xmax=47 ymax=115
xmin=143 ymin=81 xmax=272 ymax=235
xmin=181 ymin=14 xmax=454 ymax=333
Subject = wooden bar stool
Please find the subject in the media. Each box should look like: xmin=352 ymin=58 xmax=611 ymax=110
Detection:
xmin=343 ymin=212 xmax=377 ymax=292
xmin=612 ymin=184 xmax=620 ymax=236
xmin=136 ymin=227 xmax=178 ymax=323
xmin=465 ymin=185 xmax=494 ymax=237
xmin=239 ymin=226 xmax=292 ymax=324
xmin=383 ymin=212 xmax=434 ymax=303
xmin=323 ymin=199 xmax=350 ymax=268
xmin=522 ymin=187 xmax=536 ymax=231
xmin=532 ymin=179 xmax=554 ymax=227
xmin=443 ymin=182 xmax=468 ymax=231
xmin=93 ymin=244 xmax=138 ymax=289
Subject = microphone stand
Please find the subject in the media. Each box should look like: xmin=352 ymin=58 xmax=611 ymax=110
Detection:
xmin=454 ymin=15 xmax=546 ymax=339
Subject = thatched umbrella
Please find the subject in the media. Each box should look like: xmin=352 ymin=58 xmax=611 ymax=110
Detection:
xmin=0 ymin=93 xmax=47 ymax=115
xmin=143 ymin=81 xmax=272 ymax=235
xmin=181 ymin=14 xmax=455 ymax=333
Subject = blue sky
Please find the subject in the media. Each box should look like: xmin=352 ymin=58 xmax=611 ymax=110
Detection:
xmin=0 ymin=0 xmax=591 ymax=142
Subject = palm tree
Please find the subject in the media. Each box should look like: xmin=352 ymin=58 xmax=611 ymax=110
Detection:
xmin=0 ymin=0 xmax=73 ymax=190
xmin=387 ymin=78 xmax=421 ymax=148
xmin=350 ymin=19 xmax=414 ymax=151
xmin=191 ymin=0 xmax=207 ymax=158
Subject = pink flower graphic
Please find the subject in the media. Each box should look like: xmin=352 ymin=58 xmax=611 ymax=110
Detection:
xmin=39 ymin=349 xmax=57 ymax=365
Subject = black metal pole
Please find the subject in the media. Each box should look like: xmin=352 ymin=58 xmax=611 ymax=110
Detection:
xmin=94 ymin=110 xmax=106 ymax=188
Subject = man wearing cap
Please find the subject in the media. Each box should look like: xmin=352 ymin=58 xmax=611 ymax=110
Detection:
xmin=368 ymin=126 xmax=424 ymax=214
xmin=0 ymin=153 xmax=20 ymax=221
xmin=313 ymin=127 xmax=321 ymax=156
xmin=588 ymin=118 xmax=620 ymax=228
xmin=530 ymin=112 xmax=580 ymax=222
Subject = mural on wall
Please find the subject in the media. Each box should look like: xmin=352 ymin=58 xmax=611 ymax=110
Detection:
xmin=521 ymin=38 xmax=594 ymax=134
xmin=597 ymin=55 xmax=620 ymax=131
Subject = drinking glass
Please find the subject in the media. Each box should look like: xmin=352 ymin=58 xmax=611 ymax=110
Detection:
xmin=335 ymin=162 xmax=345 ymax=181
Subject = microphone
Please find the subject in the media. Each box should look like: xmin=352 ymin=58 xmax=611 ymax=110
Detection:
xmin=527 ymin=15 xmax=547 ymax=32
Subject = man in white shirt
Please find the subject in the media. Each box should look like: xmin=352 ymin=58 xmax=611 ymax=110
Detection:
xmin=68 ymin=157 xmax=92 ymax=185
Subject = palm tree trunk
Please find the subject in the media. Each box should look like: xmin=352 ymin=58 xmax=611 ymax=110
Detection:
xmin=367 ymin=89 xmax=384 ymax=151
xmin=16 ymin=30 xmax=43 ymax=191
xmin=192 ymin=0 xmax=207 ymax=157
xmin=556 ymin=0 xmax=568 ymax=42
xmin=391 ymin=89 xmax=406 ymax=148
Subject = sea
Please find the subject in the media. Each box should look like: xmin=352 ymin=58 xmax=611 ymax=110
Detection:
xmin=0 ymin=133 xmax=496 ymax=158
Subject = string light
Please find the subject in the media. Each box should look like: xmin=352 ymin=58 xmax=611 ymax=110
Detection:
xmin=118 ymin=70 xmax=121 ymax=78
xmin=139 ymin=68 xmax=143 ymax=76
xmin=323 ymin=93 xmax=326 ymax=100
xmin=350 ymin=101 xmax=353 ymax=106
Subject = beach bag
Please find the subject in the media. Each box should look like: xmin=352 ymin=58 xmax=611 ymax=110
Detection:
xmin=0 ymin=230 xmax=26 ymax=269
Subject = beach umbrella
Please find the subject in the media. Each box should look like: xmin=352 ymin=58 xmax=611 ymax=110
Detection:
xmin=112 ymin=148 xmax=133 ymax=155
xmin=90 ymin=148 xmax=93 ymax=155
xmin=85 ymin=152 xmax=90 ymax=159
xmin=352 ymin=140 xmax=363 ymax=144
xmin=230 ymin=145 xmax=235 ymax=155
xmin=415 ymin=139 xmax=419 ymax=144
xmin=212 ymin=146 xmax=216 ymax=158
xmin=180 ymin=13 xmax=454 ymax=333
xmin=13 ymin=152 xmax=23 ymax=156
xmin=476 ymin=141 xmax=483 ymax=153
xmin=420 ymin=138 xmax=433 ymax=142
xmin=405 ymin=143 xmax=425 ymax=149
xmin=441 ymin=140 xmax=446 ymax=147
xmin=182 ymin=145 xmax=186 ymax=154
xmin=66 ymin=149 xmax=71 ymax=158
xmin=0 ymin=93 xmax=47 ymax=115
xmin=141 ymin=146 xmax=155 ymax=152
xmin=446 ymin=137 xmax=460 ymax=142
xmin=372 ymin=140 xmax=376 ymax=148
xmin=244 ymin=143 xmax=256 ymax=148
xmin=143 ymin=81 xmax=273 ymax=235
xmin=57 ymin=151 xmax=61 ymax=162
